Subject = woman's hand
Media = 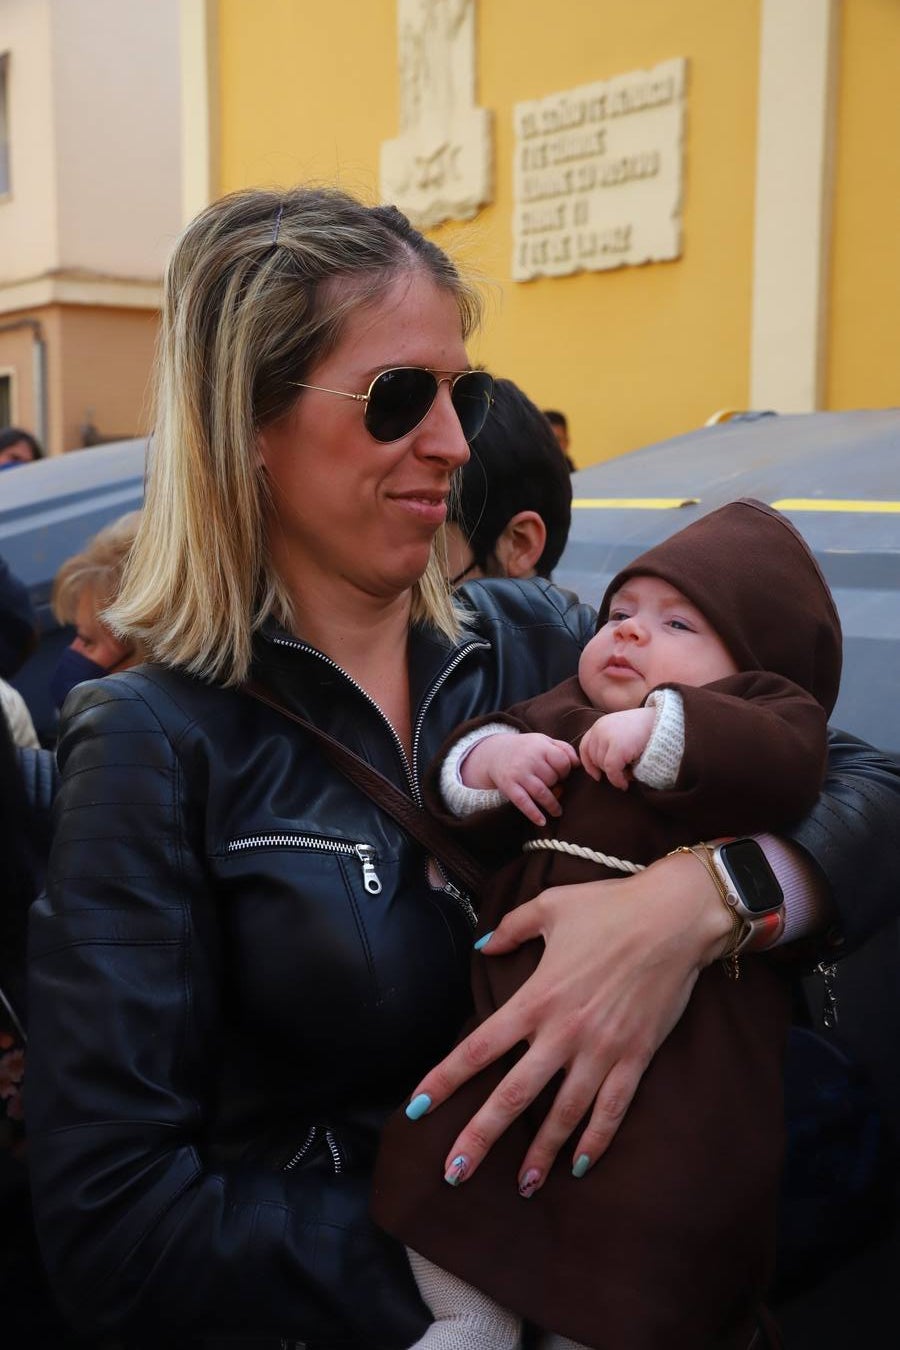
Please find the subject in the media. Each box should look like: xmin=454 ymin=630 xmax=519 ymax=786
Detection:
xmin=406 ymin=849 xmax=733 ymax=1192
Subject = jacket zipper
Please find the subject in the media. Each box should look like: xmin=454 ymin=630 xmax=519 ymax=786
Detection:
xmin=266 ymin=632 xmax=488 ymax=924
xmin=227 ymin=833 xmax=383 ymax=895
xmin=411 ymin=643 xmax=486 ymax=927
xmin=282 ymin=1125 xmax=318 ymax=1171
xmin=281 ymin=1124 xmax=344 ymax=1176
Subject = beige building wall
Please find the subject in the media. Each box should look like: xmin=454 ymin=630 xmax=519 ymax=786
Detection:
xmin=50 ymin=0 xmax=182 ymax=279
xmin=0 ymin=0 xmax=180 ymax=453
xmin=55 ymin=306 xmax=157 ymax=452
xmin=0 ymin=0 xmax=58 ymax=282
xmin=0 ymin=319 xmax=38 ymax=427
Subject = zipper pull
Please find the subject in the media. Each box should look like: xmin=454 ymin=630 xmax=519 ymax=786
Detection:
xmin=816 ymin=959 xmax=839 ymax=1029
xmin=355 ymin=844 xmax=383 ymax=894
xmin=442 ymin=877 xmax=478 ymax=928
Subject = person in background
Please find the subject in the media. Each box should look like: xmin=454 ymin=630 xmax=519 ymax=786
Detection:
xmin=542 ymin=408 xmax=575 ymax=471
xmin=446 ymin=378 xmax=572 ymax=586
xmin=0 ymin=427 xmax=43 ymax=469
xmin=0 ymin=555 xmax=40 ymax=747
xmin=0 ymin=712 xmax=97 ymax=1348
xmin=0 ymin=678 xmax=38 ymax=749
xmin=0 ymin=557 xmax=38 ymax=681
xmin=49 ymin=510 xmax=144 ymax=710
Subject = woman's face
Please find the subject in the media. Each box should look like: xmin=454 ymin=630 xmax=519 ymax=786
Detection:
xmin=258 ymin=270 xmax=472 ymax=610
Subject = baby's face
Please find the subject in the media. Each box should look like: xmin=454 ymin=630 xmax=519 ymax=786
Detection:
xmin=579 ymin=574 xmax=739 ymax=712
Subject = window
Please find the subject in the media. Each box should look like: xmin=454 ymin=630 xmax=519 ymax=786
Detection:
xmin=0 ymin=373 xmax=11 ymax=427
xmin=0 ymin=54 xmax=9 ymax=196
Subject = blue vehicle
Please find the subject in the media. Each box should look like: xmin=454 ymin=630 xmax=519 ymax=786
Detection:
xmin=0 ymin=437 xmax=147 ymax=742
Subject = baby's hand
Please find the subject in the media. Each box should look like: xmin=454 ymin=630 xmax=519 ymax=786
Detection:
xmin=463 ymin=733 xmax=579 ymax=826
xmin=578 ymin=707 xmax=656 ymax=790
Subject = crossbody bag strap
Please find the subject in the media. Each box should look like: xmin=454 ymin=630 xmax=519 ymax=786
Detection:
xmin=242 ymin=679 xmax=487 ymax=898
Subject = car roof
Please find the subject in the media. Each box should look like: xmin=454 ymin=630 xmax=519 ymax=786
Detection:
xmin=0 ymin=437 xmax=148 ymax=624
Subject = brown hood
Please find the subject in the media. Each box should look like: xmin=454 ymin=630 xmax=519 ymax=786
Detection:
xmin=597 ymin=499 xmax=842 ymax=715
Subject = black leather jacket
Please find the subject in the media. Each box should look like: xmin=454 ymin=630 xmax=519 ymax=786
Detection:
xmin=25 ymin=579 xmax=900 ymax=1348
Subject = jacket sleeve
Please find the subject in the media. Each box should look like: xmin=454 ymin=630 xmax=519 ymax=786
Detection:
xmin=787 ymin=726 xmax=900 ymax=953
xmin=25 ymin=680 xmax=427 ymax=1348
xmin=640 ymin=671 xmax=828 ymax=838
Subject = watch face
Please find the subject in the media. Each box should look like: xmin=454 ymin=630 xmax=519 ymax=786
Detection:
xmin=719 ymin=839 xmax=784 ymax=913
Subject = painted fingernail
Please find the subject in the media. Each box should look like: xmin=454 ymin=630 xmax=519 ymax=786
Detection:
xmin=444 ymin=1154 xmax=469 ymax=1186
xmin=518 ymin=1167 xmax=542 ymax=1198
xmin=405 ymin=1093 xmax=432 ymax=1121
xmin=473 ymin=930 xmax=494 ymax=951
xmin=572 ymin=1153 xmax=591 ymax=1179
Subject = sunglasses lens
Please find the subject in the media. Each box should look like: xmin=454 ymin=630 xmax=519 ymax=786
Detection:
xmin=451 ymin=371 xmax=494 ymax=443
xmin=364 ymin=368 xmax=438 ymax=442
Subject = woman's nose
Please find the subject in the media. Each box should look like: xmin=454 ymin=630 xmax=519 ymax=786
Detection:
xmin=416 ymin=380 xmax=471 ymax=468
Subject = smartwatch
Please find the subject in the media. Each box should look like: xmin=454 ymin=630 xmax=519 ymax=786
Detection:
xmin=710 ymin=837 xmax=786 ymax=952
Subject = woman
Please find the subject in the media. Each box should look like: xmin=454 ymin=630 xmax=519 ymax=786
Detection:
xmin=25 ymin=186 xmax=900 ymax=1349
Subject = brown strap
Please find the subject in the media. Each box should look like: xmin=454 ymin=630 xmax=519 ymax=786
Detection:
xmin=242 ymin=679 xmax=486 ymax=898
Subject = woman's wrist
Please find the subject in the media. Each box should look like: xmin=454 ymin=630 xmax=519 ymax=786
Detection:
xmin=754 ymin=832 xmax=834 ymax=945
xmin=651 ymin=849 xmax=736 ymax=966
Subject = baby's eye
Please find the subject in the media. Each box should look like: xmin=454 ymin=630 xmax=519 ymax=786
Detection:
xmin=667 ymin=618 xmax=694 ymax=632
xmin=608 ymin=608 xmax=629 ymax=622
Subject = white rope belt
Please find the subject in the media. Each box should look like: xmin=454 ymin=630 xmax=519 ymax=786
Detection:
xmin=521 ymin=838 xmax=646 ymax=875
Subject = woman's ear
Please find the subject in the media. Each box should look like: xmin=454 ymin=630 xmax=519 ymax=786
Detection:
xmin=493 ymin=510 xmax=547 ymax=579
xmin=255 ymin=428 xmax=271 ymax=471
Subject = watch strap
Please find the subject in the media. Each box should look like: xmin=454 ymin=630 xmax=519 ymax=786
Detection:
xmin=710 ymin=840 xmax=786 ymax=953
xmin=669 ymin=844 xmax=744 ymax=980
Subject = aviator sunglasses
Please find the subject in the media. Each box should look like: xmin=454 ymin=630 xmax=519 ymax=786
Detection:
xmin=291 ymin=367 xmax=494 ymax=444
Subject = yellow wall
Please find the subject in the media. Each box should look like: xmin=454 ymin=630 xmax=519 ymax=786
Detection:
xmin=826 ymin=0 xmax=900 ymax=410
xmin=217 ymin=0 xmax=764 ymax=466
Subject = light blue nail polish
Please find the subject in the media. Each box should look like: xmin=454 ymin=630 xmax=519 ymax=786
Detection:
xmin=473 ymin=930 xmax=494 ymax=951
xmin=405 ymin=1093 xmax=432 ymax=1121
xmin=444 ymin=1154 xmax=468 ymax=1186
xmin=572 ymin=1153 xmax=591 ymax=1178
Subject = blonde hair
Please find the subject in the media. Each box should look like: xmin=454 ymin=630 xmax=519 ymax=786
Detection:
xmin=108 ymin=186 xmax=483 ymax=685
xmin=53 ymin=510 xmax=143 ymax=627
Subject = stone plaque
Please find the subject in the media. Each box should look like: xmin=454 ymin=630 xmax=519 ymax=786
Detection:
xmin=380 ymin=0 xmax=492 ymax=229
xmin=513 ymin=58 xmax=686 ymax=281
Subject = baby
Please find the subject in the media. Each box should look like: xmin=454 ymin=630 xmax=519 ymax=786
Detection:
xmin=373 ymin=500 xmax=842 ymax=1350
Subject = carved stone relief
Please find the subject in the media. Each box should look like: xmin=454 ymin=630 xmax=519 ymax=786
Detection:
xmin=380 ymin=0 xmax=493 ymax=228
xmin=513 ymin=58 xmax=687 ymax=281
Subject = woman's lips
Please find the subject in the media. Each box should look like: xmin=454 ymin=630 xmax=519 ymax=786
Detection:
xmin=390 ymin=490 xmax=449 ymax=526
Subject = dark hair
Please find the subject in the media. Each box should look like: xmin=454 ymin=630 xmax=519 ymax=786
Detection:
xmin=450 ymin=378 xmax=572 ymax=578
xmin=542 ymin=409 xmax=567 ymax=433
xmin=0 ymin=426 xmax=43 ymax=459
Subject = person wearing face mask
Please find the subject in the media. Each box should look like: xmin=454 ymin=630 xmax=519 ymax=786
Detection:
xmin=49 ymin=511 xmax=143 ymax=709
xmin=0 ymin=427 xmax=43 ymax=471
